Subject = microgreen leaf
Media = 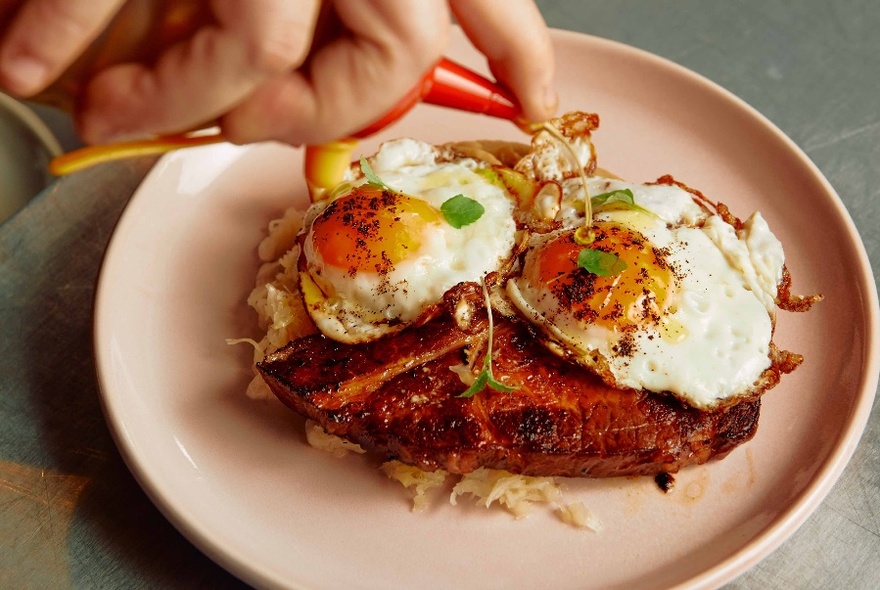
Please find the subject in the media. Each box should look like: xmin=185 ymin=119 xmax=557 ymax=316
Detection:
xmin=359 ymin=156 xmax=397 ymax=193
xmin=577 ymin=248 xmax=628 ymax=277
xmin=591 ymin=188 xmax=635 ymax=208
xmin=591 ymin=188 xmax=656 ymax=217
xmin=485 ymin=373 xmax=516 ymax=393
xmin=457 ymin=278 xmax=516 ymax=398
xmin=441 ymin=194 xmax=485 ymax=228
xmin=459 ymin=372 xmax=488 ymax=399
xmin=460 ymin=370 xmax=517 ymax=398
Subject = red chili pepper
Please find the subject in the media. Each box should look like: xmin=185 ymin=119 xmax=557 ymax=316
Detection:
xmin=305 ymin=58 xmax=526 ymax=200
xmin=351 ymin=57 xmax=521 ymax=139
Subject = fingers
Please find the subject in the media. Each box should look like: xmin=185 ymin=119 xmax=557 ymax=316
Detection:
xmin=4 ymin=0 xmax=553 ymax=146
xmin=221 ymin=0 xmax=451 ymax=146
xmin=450 ymin=0 xmax=557 ymax=124
xmin=0 ymin=0 xmax=125 ymax=96
xmin=76 ymin=0 xmax=321 ymax=144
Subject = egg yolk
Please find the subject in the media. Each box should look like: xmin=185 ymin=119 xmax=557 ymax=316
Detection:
xmin=526 ymin=221 xmax=676 ymax=334
xmin=309 ymin=185 xmax=442 ymax=277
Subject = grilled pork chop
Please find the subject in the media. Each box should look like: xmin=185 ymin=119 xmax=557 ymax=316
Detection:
xmin=257 ymin=301 xmax=766 ymax=478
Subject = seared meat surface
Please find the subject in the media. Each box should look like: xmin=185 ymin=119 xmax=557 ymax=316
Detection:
xmin=258 ymin=315 xmax=760 ymax=477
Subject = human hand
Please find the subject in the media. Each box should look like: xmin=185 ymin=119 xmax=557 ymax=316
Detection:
xmin=0 ymin=0 xmax=556 ymax=146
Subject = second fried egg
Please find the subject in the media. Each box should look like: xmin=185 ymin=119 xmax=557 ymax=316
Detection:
xmin=507 ymin=178 xmax=786 ymax=409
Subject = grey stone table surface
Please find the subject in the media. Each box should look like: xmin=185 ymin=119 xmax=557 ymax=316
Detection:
xmin=1 ymin=0 xmax=877 ymax=588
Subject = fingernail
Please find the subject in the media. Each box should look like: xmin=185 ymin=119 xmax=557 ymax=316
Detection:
xmin=1 ymin=53 xmax=49 ymax=95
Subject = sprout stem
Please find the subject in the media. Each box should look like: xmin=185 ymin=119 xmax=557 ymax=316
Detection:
xmin=540 ymin=122 xmax=593 ymax=243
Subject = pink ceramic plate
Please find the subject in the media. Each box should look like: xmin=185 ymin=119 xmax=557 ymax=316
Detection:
xmin=93 ymin=28 xmax=879 ymax=589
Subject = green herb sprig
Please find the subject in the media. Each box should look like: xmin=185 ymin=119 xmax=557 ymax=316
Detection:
xmin=592 ymin=188 xmax=633 ymax=208
xmin=459 ymin=280 xmax=515 ymax=398
xmin=591 ymin=188 xmax=655 ymax=217
xmin=441 ymin=194 xmax=485 ymax=228
xmin=577 ymin=248 xmax=628 ymax=277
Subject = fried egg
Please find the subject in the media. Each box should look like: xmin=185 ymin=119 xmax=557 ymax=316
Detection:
xmin=301 ymin=138 xmax=517 ymax=344
xmin=507 ymin=177 xmax=786 ymax=408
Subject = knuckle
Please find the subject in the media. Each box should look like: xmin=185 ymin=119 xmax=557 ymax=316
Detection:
xmin=383 ymin=26 xmax=447 ymax=86
xmin=243 ymin=36 xmax=307 ymax=76
xmin=402 ymin=23 xmax=448 ymax=65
